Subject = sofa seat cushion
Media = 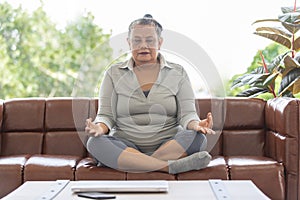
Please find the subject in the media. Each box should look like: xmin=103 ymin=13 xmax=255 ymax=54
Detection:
xmin=227 ymin=156 xmax=285 ymax=200
xmin=75 ymin=157 xmax=126 ymax=180
xmin=0 ymin=155 xmax=29 ymax=197
xmin=24 ymin=154 xmax=81 ymax=181
xmin=177 ymin=156 xmax=228 ymax=180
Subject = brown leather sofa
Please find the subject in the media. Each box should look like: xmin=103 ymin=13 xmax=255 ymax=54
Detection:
xmin=0 ymin=97 xmax=299 ymax=200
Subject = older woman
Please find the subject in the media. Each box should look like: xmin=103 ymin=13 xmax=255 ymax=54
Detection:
xmin=85 ymin=14 xmax=214 ymax=174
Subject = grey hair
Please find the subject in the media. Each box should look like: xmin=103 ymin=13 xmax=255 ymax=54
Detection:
xmin=128 ymin=14 xmax=163 ymax=38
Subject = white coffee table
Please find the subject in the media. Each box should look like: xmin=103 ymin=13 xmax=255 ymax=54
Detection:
xmin=2 ymin=180 xmax=270 ymax=200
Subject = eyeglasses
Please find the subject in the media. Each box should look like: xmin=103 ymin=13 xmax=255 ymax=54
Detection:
xmin=130 ymin=37 xmax=157 ymax=47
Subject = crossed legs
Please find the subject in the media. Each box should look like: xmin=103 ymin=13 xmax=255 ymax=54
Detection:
xmin=87 ymin=130 xmax=210 ymax=174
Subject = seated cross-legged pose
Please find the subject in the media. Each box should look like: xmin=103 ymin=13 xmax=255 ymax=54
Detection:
xmin=85 ymin=14 xmax=215 ymax=174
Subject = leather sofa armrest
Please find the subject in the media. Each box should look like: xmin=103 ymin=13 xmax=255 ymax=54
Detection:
xmin=265 ymin=97 xmax=300 ymax=200
xmin=265 ymin=98 xmax=300 ymax=137
xmin=265 ymin=98 xmax=300 ymax=160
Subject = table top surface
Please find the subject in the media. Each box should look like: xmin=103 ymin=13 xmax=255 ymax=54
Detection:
xmin=3 ymin=180 xmax=270 ymax=200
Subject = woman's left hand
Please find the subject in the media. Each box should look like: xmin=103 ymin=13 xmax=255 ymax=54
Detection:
xmin=199 ymin=112 xmax=213 ymax=129
xmin=189 ymin=112 xmax=215 ymax=134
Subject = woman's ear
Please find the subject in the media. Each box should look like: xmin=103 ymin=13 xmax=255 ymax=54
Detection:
xmin=127 ymin=38 xmax=131 ymax=49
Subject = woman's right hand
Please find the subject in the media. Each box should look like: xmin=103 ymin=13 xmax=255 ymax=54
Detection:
xmin=85 ymin=118 xmax=106 ymax=137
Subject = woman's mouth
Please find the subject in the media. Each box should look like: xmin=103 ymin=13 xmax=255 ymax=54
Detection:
xmin=138 ymin=52 xmax=150 ymax=55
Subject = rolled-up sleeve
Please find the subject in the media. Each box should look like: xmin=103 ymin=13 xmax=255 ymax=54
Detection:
xmin=176 ymin=69 xmax=200 ymax=129
xmin=93 ymin=70 xmax=117 ymax=130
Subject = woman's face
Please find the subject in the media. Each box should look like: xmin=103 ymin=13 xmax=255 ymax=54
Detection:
xmin=128 ymin=24 xmax=163 ymax=66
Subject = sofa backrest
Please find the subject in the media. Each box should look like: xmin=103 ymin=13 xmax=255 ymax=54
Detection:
xmin=0 ymin=97 xmax=268 ymax=158
xmin=43 ymin=98 xmax=89 ymax=157
xmin=0 ymin=98 xmax=91 ymax=157
xmin=1 ymin=98 xmax=45 ymax=155
xmin=196 ymin=98 xmax=266 ymax=157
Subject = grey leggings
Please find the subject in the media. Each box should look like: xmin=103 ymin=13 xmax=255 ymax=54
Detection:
xmin=87 ymin=130 xmax=207 ymax=170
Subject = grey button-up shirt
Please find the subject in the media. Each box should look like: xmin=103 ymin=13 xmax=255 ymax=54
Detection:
xmin=94 ymin=54 xmax=200 ymax=153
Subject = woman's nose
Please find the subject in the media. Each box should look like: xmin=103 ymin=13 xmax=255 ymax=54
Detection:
xmin=139 ymin=40 xmax=149 ymax=48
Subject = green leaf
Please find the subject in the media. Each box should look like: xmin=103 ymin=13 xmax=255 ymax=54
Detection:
xmin=236 ymin=87 xmax=268 ymax=97
xmin=281 ymin=7 xmax=300 ymax=14
xmin=253 ymin=32 xmax=291 ymax=48
xmin=293 ymin=79 xmax=300 ymax=94
xmin=248 ymin=73 xmax=269 ymax=85
xmin=278 ymin=68 xmax=300 ymax=95
xmin=231 ymin=75 xmax=245 ymax=89
xmin=263 ymin=72 xmax=279 ymax=86
xmin=269 ymin=51 xmax=291 ymax=72
xmin=294 ymin=52 xmax=300 ymax=62
xmin=232 ymin=65 xmax=277 ymax=90
xmin=232 ymin=74 xmax=255 ymax=88
xmin=252 ymin=66 xmax=265 ymax=74
xmin=281 ymin=22 xmax=300 ymax=34
xmin=241 ymin=74 xmax=257 ymax=83
xmin=252 ymin=19 xmax=279 ymax=25
xmin=231 ymin=72 xmax=267 ymax=89
xmin=282 ymin=56 xmax=300 ymax=78
xmin=255 ymin=27 xmax=292 ymax=38
xmin=283 ymin=54 xmax=299 ymax=66
xmin=278 ymin=12 xmax=300 ymax=24
xmin=294 ymin=36 xmax=300 ymax=51
xmin=241 ymin=74 xmax=261 ymax=84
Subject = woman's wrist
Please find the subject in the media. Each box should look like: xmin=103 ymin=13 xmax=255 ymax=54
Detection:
xmin=187 ymin=120 xmax=200 ymax=130
xmin=96 ymin=122 xmax=109 ymax=134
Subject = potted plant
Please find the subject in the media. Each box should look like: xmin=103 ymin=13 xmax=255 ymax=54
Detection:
xmin=231 ymin=2 xmax=300 ymax=99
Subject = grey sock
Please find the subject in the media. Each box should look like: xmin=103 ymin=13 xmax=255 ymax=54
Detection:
xmin=168 ymin=151 xmax=212 ymax=174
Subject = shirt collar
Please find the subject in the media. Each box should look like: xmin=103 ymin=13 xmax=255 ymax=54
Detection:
xmin=118 ymin=53 xmax=173 ymax=70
